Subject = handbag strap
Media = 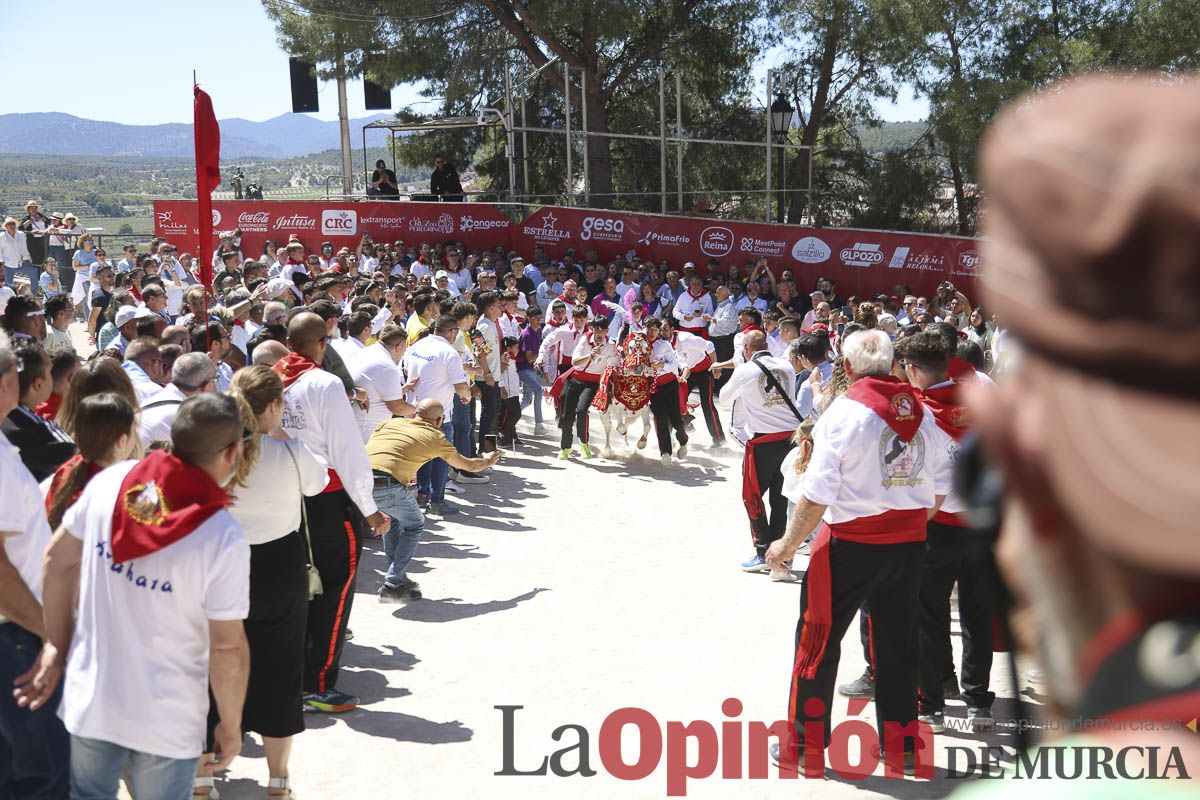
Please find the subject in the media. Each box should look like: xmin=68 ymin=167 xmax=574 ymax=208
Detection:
xmin=280 ymin=438 xmax=317 ymax=568
xmin=751 ymin=355 xmax=805 ymax=422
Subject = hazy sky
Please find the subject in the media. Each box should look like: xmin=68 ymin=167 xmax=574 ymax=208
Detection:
xmin=7 ymin=0 xmax=927 ymax=124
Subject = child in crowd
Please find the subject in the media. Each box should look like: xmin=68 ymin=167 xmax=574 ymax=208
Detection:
xmin=497 ymin=335 xmax=523 ymax=448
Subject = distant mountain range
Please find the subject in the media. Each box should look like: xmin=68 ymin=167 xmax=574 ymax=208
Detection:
xmin=0 ymin=112 xmax=393 ymax=159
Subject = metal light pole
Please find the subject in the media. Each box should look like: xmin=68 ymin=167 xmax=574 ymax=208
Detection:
xmin=770 ymin=91 xmax=794 ymax=224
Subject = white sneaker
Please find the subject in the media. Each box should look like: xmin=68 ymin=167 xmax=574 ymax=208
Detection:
xmin=660 ymin=454 xmax=672 ymax=467
xmin=444 ymin=480 xmax=464 ymax=495
xmin=534 ymin=424 xmax=547 ymax=435
xmin=770 ymin=569 xmax=797 ymax=582
xmin=676 ymin=443 xmax=688 ymax=458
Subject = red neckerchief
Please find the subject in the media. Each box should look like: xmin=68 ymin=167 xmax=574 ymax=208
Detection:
xmin=233 ymin=319 xmax=245 ymax=328
xmin=687 ymin=288 xmax=706 ymax=301
xmin=947 ymin=357 xmax=978 ymax=384
xmin=272 ymin=351 xmax=321 ymax=389
xmin=920 ymin=382 xmax=969 ymax=441
xmin=36 ymin=393 xmax=62 ymax=420
xmin=741 ymin=323 xmax=764 ymax=334
xmin=669 ymin=332 xmax=678 ymax=347
xmin=44 ymin=454 xmax=102 ymax=517
xmin=130 ymin=286 xmax=142 ymax=303
xmin=287 ymin=257 xmax=304 ymax=267
xmin=845 ymin=375 xmax=924 ymax=442
xmin=110 ymin=450 xmax=230 ymax=564
xmin=547 ymin=317 xmax=566 ymax=328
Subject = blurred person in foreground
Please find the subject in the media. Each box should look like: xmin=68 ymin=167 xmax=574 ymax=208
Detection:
xmin=959 ymin=75 xmax=1200 ymax=796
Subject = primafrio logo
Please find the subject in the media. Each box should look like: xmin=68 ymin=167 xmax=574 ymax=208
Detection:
xmin=699 ymin=226 xmax=734 ymax=258
xmin=840 ymin=242 xmax=884 ymax=268
xmin=460 ymin=216 xmax=509 ymax=233
xmin=636 ymin=229 xmax=690 ymax=246
xmin=958 ymin=249 xmax=980 ymax=271
xmin=237 ymin=211 xmax=270 ymax=233
xmin=273 ymin=214 xmax=317 ymax=231
xmin=580 ymin=216 xmax=625 ymax=242
xmin=790 ymin=236 xmax=831 ymax=264
xmin=321 ymin=209 xmax=358 ymax=236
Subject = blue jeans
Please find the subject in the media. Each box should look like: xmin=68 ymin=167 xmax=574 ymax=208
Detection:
xmin=518 ymin=369 xmax=544 ymax=425
xmin=415 ymin=421 xmax=455 ymax=504
xmin=451 ymin=395 xmax=472 ymax=458
xmin=0 ymin=624 xmax=70 ymax=799
xmin=70 ymin=735 xmax=199 ymax=800
xmin=372 ymin=477 xmax=425 ymax=588
xmin=3 ymin=262 xmax=38 ymax=291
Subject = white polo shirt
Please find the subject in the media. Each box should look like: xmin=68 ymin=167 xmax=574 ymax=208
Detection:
xmin=403 ymin=333 xmax=467 ymax=413
xmin=718 ymin=352 xmax=798 ymax=435
xmin=59 ymin=461 xmax=249 ymax=760
xmin=796 ymin=393 xmax=953 ymax=523
xmin=349 ymin=342 xmax=407 ymax=441
xmin=0 ymin=438 xmax=53 ymax=609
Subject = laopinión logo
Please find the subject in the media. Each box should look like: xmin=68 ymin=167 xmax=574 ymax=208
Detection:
xmin=494 ymin=701 xmax=1193 ymax=797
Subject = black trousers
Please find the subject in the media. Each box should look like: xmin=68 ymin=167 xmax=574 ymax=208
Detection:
xmin=498 ymin=395 xmax=522 ymax=441
xmin=649 ymin=380 xmax=688 ymax=455
xmin=789 ymin=539 xmax=924 ymax=751
xmin=559 ymin=377 xmax=598 ymax=448
xmin=957 ymin=532 xmax=999 ymax=709
xmin=686 ymin=369 xmax=724 ymax=442
xmin=478 ymin=382 xmax=500 ymax=451
xmin=743 ymin=435 xmax=792 ymax=556
xmin=712 ymin=333 xmax=735 ymax=392
xmin=303 ymin=489 xmax=366 ymax=694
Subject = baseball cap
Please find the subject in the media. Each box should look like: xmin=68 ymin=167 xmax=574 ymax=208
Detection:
xmin=903 ymin=295 xmax=917 ymax=304
xmin=978 ymin=74 xmax=1200 ymax=576
xmin=435 ymin=270 xmax=450 ymax=280
xmin=265 ymin=277 xmax=297 ymax=299
xmin=115 ymin=306 xmax=157 ymax=327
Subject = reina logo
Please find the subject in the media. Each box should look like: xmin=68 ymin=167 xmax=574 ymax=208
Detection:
xmin=840 ymin=243 xmax=884 ymax=268
xmin=958 ymin=249 xmax=980 ymax=271
xmin=700 ymin=226 xmax=734 ymax=258
xmin=274 ymin=214 xmax=318 ymax=231
xmin=790 ymin=236 xmax=831 ymax=264
xmin=237 ymin=211 xmax=270 ymax=232
xmin=322 ymin=209 xmax=358 ymax=236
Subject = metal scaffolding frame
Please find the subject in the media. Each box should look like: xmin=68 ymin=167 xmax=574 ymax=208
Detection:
xmin=357 ymin=62 xmax=813 ymax=221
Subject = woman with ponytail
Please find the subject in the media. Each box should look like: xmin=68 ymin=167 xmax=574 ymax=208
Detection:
xmin=194 ymin=366 xmax=327 ymax=800
xmin=44 ymin=393 xmax=137 ymax=530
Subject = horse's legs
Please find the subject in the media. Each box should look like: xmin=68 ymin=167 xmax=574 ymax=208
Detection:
xmin=600 ymin=406 xmax=615 ymax=458
xmin=636 ymin=407 xmax=650 ymax=449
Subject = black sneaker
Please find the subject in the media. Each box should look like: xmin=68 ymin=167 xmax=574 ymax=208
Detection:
xmin=943 ymin=675 xmax=961 ymax=701
xmin=837 ymin=670 xmax=875 ymax=698
xmin=454 ymin=470 xmax=490 ymax=484
xmin=378 ymin=580 xmax=422 ymax=603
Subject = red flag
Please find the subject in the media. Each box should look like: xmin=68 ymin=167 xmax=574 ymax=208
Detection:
xmin=193 ymin=84 xmax=221 ymax=288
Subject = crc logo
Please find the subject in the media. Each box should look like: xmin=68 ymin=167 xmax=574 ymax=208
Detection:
xmin=700 ymin=226 xmax=734 ymax=258
xmin=212 ymin=209 xmax=222 ymax=227
xmin=840 ymin=243 xmax=884 ymax=268
xmin=322 ymin=209 xmax=358 ymax=236
xmin=790 ymin=236 xmax=831 ymax=264
xmin=580 ymin=216 xmax=624 ymax=241
xmin=958 ymin=249 xmax=980 ymax=271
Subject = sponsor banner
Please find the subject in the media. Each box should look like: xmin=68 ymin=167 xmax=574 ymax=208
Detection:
xmin=153 ymin=200 xmax=512 ymax=261
xmin=510 ymin=206 xmax=977 ymax=297
xmin=153 ymin=200 xmax=975 ymax=296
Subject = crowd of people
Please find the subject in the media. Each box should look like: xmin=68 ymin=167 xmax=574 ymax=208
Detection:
xmin=0 ymin=192 xmax=1020 ymax=798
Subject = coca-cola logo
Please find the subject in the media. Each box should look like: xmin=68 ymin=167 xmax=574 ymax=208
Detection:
xmin=580 ymin=216 xmax=625 ymax=241
xmin=958 ymin=249 xmax=980 ymax=271
xmin=322 ymin=209 xmax=358 ymax=236
xmin=274 ymin=214 xmax=318 ymax=231
xmin=700 ymin=226 xmax=734 ymax=258
xmin=459 ymin=216 xmax=509 ymax=232
xmin=237 ymin=211 xmax=271 ymax=232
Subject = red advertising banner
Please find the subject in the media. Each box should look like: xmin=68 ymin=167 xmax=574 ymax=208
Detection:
xmin=511 ymin=206 xmax=978 ymax=298
xmin=153 ymin=200 xmax=977 ymax=298
xmin=153 ymin=200 xmax=513 ymax=260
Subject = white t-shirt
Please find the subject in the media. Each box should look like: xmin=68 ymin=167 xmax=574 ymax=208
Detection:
xmin=795 ymin=393 xmax=953 ymax=523
xmin=0 ymin=286 xmax=15 ymax=316
xmin=404 ymin=334 xmax=467 ymax=412
xmin=139 ymin=384 xmax=188 ymax=447
xmin=477 ymin=317 xmax=502 ymax=380
xmin=60 ymin=461 xmax=250 ymax=760
xmin=348 ymin=342 xmax=407 ymax=441
xmin=717 ymin=353 xmax=799 ymax=435
xmin=229 ymin=437 xmax=328 ymax=545
xmin=0 ymin=438 xmax=53 ymax=608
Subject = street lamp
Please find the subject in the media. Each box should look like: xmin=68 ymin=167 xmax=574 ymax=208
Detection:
xmin=770 ymin=92 xmax=794 ymax=223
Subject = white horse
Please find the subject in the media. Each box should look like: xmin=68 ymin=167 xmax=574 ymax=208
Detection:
xmin=598 ymin=401 xmax=652 ymax=458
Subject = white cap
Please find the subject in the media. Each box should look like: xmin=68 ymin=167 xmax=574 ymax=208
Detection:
xmin=266 ymin=277 xmax=297 ymax=299
xmin=116 ymin=306 xmax=157 ymax=328
xmin=435 ymin=269 xmax=450 ymax=280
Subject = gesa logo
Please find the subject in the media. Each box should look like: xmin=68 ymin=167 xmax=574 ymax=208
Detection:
xmin=581 ymin=216 xmax=625 ymax=241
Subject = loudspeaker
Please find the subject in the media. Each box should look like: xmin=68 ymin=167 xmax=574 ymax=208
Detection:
xmin=363 ymin=54 xmax=392 ymax=110
xmin=289 ymin=58 xmax=319 ymax=113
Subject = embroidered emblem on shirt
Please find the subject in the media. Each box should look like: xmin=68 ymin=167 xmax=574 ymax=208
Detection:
xmin=124 ymin=481 xmax=169 ymax=525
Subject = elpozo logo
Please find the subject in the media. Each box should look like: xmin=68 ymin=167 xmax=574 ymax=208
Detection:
xmin=790 ymin=236 xmax=831 ymax=264
xmin=840 ymin=242 xmax=884 ymax=268
xmin=700 ymin=226 xmax=734 ymax=258
xmin=322 ymin=209 xmax=358 ymax=236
